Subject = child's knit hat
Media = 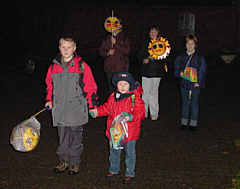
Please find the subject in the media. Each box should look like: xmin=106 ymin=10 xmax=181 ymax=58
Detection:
xmin=112 ymin=72 xmax=136 ymax=91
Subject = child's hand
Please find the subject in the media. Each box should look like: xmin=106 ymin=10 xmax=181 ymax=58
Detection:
xmin=180 ymin=72 xmax=183 ymax=76
xmin=194 ymin=83 xmax=200 ymax=88
xmin=122 ymin=112 xmax=133 ymax=122
xmin=89 ymin=109 xmax=98 ymax=118
xmin=125 ymin=116 xmax=130 ymax=121
xmin=45 ymin=101 xmax=52 ymax=110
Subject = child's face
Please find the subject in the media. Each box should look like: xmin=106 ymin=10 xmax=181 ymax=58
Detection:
xmin=186 ymin=40 xmax=196 ymax=52
xmin=149 ymin=28 xmax=159 ymax=40
xmin=59 ymin=40 xmax=76 ymax=60
xmin=117 ymin=81 xmax=130 ymax=94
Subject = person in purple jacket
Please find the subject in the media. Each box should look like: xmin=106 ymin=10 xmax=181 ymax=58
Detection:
xmin=174 ymin=34 xmax=207 ymax=131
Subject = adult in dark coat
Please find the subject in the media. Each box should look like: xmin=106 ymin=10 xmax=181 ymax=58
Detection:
xmin=99 ymin=26 xmax=130 ymax=93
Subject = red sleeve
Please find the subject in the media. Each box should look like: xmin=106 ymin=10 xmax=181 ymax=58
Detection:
xmin=132 ymin=95 xmax=145 ymax=122
xmin=96 ymin=95 xmax=113 ymax=117
xmin=45 ymin=65 xmax=53 ymax=102
xmin=83 ymin=62 xmax=98 ymax=109
xmin=114 ymin=37 xmax=130 ymax=56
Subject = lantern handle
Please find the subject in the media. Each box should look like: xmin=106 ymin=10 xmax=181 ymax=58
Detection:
xmin=32 ymin=106 xmax=49 ymax=118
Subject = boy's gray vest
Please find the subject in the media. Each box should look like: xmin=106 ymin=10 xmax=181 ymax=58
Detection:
xmin=51 ymin=59 xmax=88 ymax=127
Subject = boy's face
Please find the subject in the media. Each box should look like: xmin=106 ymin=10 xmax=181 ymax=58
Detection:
xmin=117 ymin=81 xmax=130 ymax=94
xmin=149 ymin=28 xmax=159 ymax=40
xmin=59 ymin=40 xmax=76 ymax=60
xmin=186 ymin=40 xmax=196 ymax=52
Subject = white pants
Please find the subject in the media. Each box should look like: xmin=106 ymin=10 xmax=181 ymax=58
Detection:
xmin=142 ymin=77 xmax=161 ymax=118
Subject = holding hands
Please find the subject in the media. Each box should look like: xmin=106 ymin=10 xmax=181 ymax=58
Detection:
xmin=89 ymin=110 xmax=133 ymax=122
xmin=89 ymin=109 xmax=98 ymax=118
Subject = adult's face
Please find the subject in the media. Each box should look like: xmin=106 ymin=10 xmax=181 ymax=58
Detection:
xmin=149 ymin=28 xmax=159 ymax=40
xmin=186 ymin=39 xmax=196 ymax=53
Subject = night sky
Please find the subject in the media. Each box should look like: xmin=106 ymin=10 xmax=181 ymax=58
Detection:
xmin=0 ymin=0 xmax=236 ymax=61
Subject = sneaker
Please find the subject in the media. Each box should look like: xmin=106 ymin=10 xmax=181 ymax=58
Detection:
xmin=151 ymin=116 xmax=158 ymax=121
xmin=123 ymin=176 xmax=135 ymax=184
xmin=106 ymin=172 xmax=119 ymax=180
xmin=68 ymin=164 xmax=80 ymax=175
xmin=54 ymin=161 xmax=69 ymax=174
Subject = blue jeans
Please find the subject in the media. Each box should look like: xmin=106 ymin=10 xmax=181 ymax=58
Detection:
xmin=109 ymin=140 xmax=136 ymax=177
xmin=180 ymin=87 xmax=200 ymax=127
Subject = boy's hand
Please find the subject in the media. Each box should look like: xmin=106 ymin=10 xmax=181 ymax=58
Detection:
xmin=45 ymin=101 xmax=52 ymax=110
xmin=180 ymin=72 xmax=183 ymax=77
xmin=89 ymin=109 xmax=98 ymax=118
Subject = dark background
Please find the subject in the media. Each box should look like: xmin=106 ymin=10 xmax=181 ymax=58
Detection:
xmin=2 ymin=0 xmax=238 ymax=62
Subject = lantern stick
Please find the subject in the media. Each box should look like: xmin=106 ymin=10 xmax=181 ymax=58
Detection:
xmin=111 ymin=9 xmax=114 ymax=48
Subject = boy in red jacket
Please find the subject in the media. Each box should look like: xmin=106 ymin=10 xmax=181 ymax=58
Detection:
xmin=90 ymin=72 xmax=145 ymax=184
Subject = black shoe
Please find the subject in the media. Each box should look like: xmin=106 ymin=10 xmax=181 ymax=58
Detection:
xmin=68 ymin=165 xmax=79 ymax=175
xmin=54 ymin=161 xmax=69 ymax=174
xmin=123 ymin=177 xmax=135 ymax=184
xmin=189 ymin=126 xmax=197 ymax=131
xmin=179 ymin=125 xmax=188 ymax=130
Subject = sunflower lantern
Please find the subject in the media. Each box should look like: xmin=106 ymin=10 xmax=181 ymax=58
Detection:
xmin=104 ymin=16 xmax=122 ymax=34
xmin=148 ymin=37 xmax=171 ymax=60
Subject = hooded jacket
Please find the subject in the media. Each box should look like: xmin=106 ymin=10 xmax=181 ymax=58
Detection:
xmin=97 ymin=83 xmax=145 ymax=141
xmin=45 ymin=55 xmax=97 ymax=127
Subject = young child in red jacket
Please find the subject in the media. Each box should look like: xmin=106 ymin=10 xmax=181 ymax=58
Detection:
xmin=90 ymin=72 xmax=145 ymax=184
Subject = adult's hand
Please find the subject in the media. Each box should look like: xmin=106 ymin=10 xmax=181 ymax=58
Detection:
xmin=143 ymin=58 xmax=149 ymax=64
xmin=111 ymin=36 xmax=116 ymax=45
xmin=108 ymin=49 xmax=115 ymax=56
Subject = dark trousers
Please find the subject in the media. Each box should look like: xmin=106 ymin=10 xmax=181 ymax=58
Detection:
xmin=180 ymin=87 xmax=200 ymax=127
xmin=106 ymin=72 xmax=115 ymax=94
xmin=56 ymin=126 xmax=84 ymax=166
